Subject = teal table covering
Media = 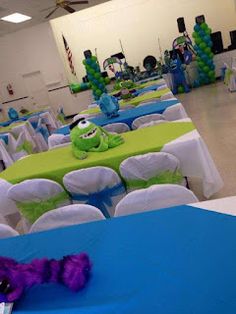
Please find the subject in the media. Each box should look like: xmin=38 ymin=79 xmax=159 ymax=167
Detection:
xmin=0 ymin=205 xmax=235 ymax=313
xmin=54 ymin=99 xmax=179 ymax=135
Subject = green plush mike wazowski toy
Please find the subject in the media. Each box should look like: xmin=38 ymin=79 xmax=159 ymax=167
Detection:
xmin=70 ymin=118 xmax=124 ymax=160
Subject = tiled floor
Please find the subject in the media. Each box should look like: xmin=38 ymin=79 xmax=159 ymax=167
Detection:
xmin=178 ymin=81 xmax=236 ymax=200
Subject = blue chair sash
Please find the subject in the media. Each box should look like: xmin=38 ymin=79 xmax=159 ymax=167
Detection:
xmin=70 ymin=183 xmax=125 ymax=218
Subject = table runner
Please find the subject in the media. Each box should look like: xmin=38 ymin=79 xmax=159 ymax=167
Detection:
xmin=0 ymin=122 xmax=195 ymax=185
xmin=0 ymin=205 xmax=235 ymax=313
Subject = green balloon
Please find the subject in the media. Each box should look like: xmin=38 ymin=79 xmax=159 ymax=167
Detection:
xmin=91 ymin=56 xmax=97 ymax=62
xmin=200 ymin=42 xmax=207 ymax=50
xmin=195 ymin=37 xmax=202 ymax=45
xmin=95 ymin=89 xmax=102 ymax=96
xmin=204 ymin=47 xmax=211 ymax=54
xmin=209 ymin=52 xmax=214 ymax=58
xmin=198 ymin=61 xmax=205 ymax=68
xmin=94 ymin=73 xmax=100 ymax=79
xmin=192 ymin=32 xmax=198 ymax=38
xmin=89 ymin=68 xmax=95 ymax=75
xmin=178 ymin=86 xmax=184 ymax=94
xmin=209 ymin=70 xmax=215 ymax=77
xmin=203 ymin=66 xmax=210 ymax=73
xmin=196 ymin=56 xmax=201 ymax=62
xmin=82 ymin=60 xmax=87 ymax=65
xmin=200 ymin=22 xmax=208 ymax=30
xmin=206 ymin=28 xmax=212 ymax=35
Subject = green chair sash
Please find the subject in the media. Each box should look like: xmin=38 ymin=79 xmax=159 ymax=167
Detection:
xmin=16 ymin=140 xmax=33 ymax=154
xmin=16 ymin=191 xmax=69 ymax=224
xmin=126 ymin=170 xmax=183 ymax=190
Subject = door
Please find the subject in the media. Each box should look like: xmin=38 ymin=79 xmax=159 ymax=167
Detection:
xmin=22 ymin=71 xmax=50 ymax=108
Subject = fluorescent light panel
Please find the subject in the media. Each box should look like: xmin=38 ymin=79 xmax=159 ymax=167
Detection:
xmin=1 ymin=13 xmax=32 ymax=23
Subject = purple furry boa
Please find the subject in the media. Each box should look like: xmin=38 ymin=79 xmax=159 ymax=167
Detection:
xmin=0 ymin=253 xmax=91 ymax=302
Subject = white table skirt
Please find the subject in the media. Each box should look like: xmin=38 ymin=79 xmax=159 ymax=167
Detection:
xmin=162 ymin=129 xmax=224 ymax=198
xmin=191 ymin=196 xmax=236 ymax=216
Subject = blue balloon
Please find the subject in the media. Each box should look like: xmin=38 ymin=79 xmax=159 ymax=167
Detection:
xmin=194 ymin=24 xmax=201 ymax=32
xmin=199 ymin=30 xmax=205 ymax=37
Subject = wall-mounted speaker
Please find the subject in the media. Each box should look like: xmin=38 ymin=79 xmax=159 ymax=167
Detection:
xmin=177 ymin=17 xmax=186 ymax=33
xmin=210 ymin=32 xmax=224 ymax=54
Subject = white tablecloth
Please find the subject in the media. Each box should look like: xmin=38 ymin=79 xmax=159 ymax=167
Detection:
xmin=191 ymin=196 xmax=236 ymax=216
xmin=162 ymin=129 xmax=224 ymax=198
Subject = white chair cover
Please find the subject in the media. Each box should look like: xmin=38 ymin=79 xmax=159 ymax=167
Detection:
xmin=63 ymin=166 xmax=126 ymax=217
xmin=0 ymin=140 xmax=13 ymax=168
xmin=0 ymin=179 xmax=18 ymax=217
xmin=137 ymin=120 xmax=167 ymax=129
xmin=73 ymin=114 xmax=90 ymax=122
xmin=0 ymin=223 xmax=19 ymax=239
xmin=137 ymin=100 xmax=160 ymax=107
xmin=120 ymin=152 xmax=181 ymax=192
xmin=8 ymin=179 xmax=69 ymax=203
xmin=8 ymin=179 xmax=71 ymax=227
xmin=48 ymin=134 xmax=71 ymax=149
xmin=132 ymin=114 xmax=165 ymax=130
xmin=160 ymin=91 xmax=174 ymax=100
xmin=119 ymin=105 xmax=135 ymax=111
xmin=103 ymin=123 xmax=130 ymax=134
xmin=29 ymin=204 xmax=105 ymax=233
xmin=163 ymin=103 xmax=188 ymax=121
xmin=114 ymin=184 xmax=198 ymax=217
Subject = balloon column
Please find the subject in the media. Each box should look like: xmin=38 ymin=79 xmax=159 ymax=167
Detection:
xmin=192 ymin=22 xmax=215 ymax=86
xmin=83 ymin=50 xmax=108 ymax=101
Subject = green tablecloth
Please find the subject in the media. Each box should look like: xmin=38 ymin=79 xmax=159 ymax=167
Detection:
xmin=0 ymin=122 xmax=195 ymax=185
xmin=119 ymin=87 xmax=170 ymax=106
xmin=81 ymin=88 xmax=170 ymax=115
xmin=0 ymin=121 xmax=26 ymax=133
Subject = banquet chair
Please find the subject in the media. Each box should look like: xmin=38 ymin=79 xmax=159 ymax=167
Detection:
xmin=137 ymin=120 xmax=167 ymax=129
xmin=162 ymin=103 xmax=188 ymax=121
xmin=103 ymin=123 xmax=130 ymax=134
xmin=7 ymin=179 xmax=71 ymax=227
xmin=72 ymin=113 xmax=90 ymax=122
xmin=0 ymin=223 xmax=19 ymax=239
xmin=132 ymin=114 xmax=165 ymax=130
xmin=63 ymin=167 xmax=126 ymax=217
xmin=48 ymin=134 xmax=71 ymax=149
xmin=119 ymin=105 xmax=135 ymax=111
xmin=160 ymin=91 xmax=174 ymax=100
xmin=0 ymin=179 xmax=20 ymax=227
xmin=137 ymin=100 xmax=160 ymax=107
xmin=114 ymin=184 xmax=198 ymax=217
xmin=119 ymin=152 xmax=185 ymax=192
xmin=29 ymin=204 xmax=105 ymax=233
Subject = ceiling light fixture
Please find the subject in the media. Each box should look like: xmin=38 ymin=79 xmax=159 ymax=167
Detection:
xmin=1 ymin=13 xmax=32 ymax=23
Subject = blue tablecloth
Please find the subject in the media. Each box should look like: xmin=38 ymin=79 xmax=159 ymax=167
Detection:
xmin=54 ymin=99 xmax=179 ymax=135
xmin=0 ymin=205 xmax=235 ymax=313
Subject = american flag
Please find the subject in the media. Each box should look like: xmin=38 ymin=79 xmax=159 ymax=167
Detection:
xmin=62 ymin=35 xmax=76 ymax=76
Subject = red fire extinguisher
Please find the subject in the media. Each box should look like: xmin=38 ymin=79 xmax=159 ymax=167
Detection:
xmin=7 ymin=84 xmax=14 ymax=95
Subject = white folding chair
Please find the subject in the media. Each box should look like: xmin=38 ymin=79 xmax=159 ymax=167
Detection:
xmin=103 ymin=123 xmax=130 ymax=134
xmin=29 ymin=204 xmax=105 ymax=233
xmin=7 ymin=179 xmax=71 ymax=226
xmin=162 ymin=103 xmax=188 ymax=121
xmin=48 ymin=134 xmax=71 ymax=149
xmin=114 ymin=184 xmax=198 ymax=217
xmin=120 ymin=152 xmax=184 ymax=192
xmin=63 ymin=167 xmax=126 ymax=217
xmin=132 ymin=114 xmax=165 ymax=130
xmin=0 ymin=224 xmax=19 ymax=239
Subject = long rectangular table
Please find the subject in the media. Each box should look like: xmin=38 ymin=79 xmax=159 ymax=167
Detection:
xmin=54 ymin=99 xmax=184 ymax=135
xmin=0 ymin=205 xmax=235 ymax=313
xmin=0 ymin=122 xmax=223 ymax=198
xmin=0 ymin=122 xmax=194 ymax=184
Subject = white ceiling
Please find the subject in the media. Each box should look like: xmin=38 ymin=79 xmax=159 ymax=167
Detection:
xmin=0 ymin=0 xmax=110 ymax=37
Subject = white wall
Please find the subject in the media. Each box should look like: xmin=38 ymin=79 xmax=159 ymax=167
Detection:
xmin=51 ymin=0 xmax=236 ymax=82
xmin=0 ymin=22 xmax=90 ymax=117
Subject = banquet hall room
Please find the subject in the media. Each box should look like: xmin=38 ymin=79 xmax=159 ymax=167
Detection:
xmin=0 ymin=0 xmax=235 ymax=313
